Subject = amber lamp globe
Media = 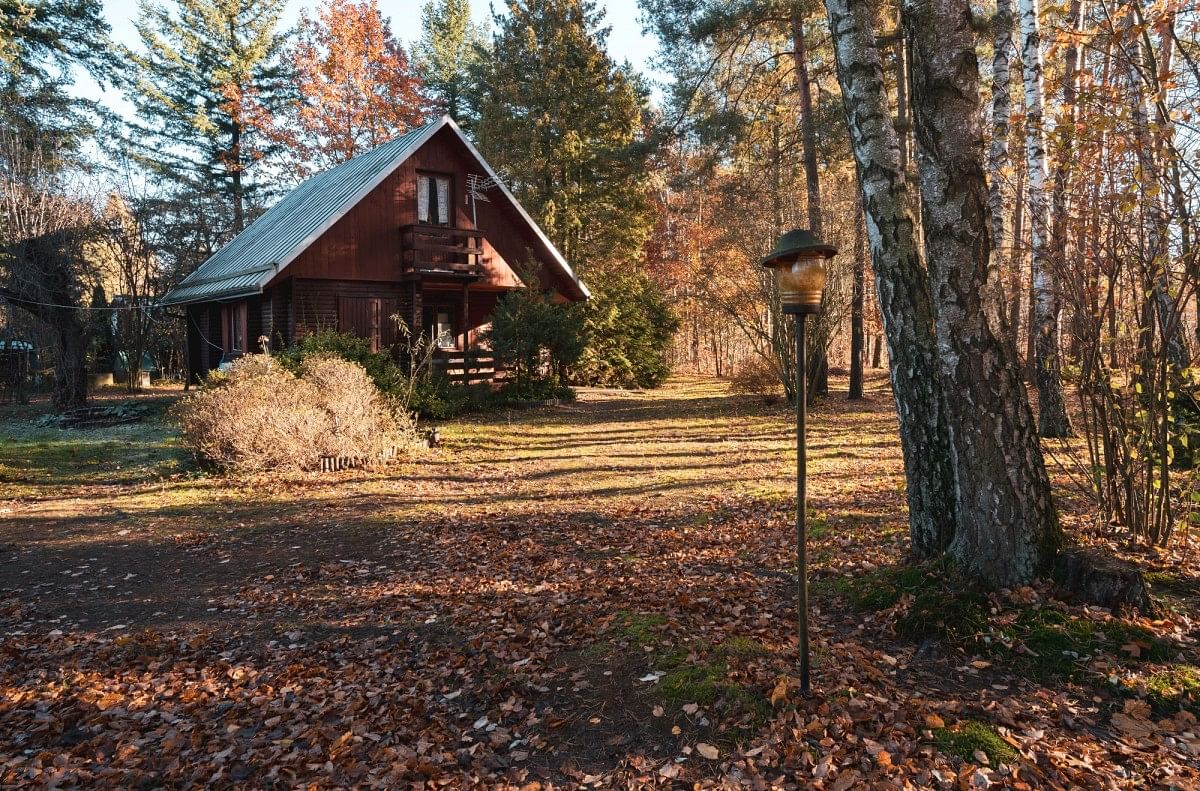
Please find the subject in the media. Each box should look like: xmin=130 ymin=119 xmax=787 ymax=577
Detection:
xmin=761 ymin=229 xmax=837 ymax=315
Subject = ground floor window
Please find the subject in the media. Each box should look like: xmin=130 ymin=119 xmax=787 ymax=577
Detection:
xmin=435 ymin=309 xmax=455 ymax=349
xmin=221 ymin=301 xmax=248 ymax=356
xmin=422 ymin=302 xmax=459 ymax=350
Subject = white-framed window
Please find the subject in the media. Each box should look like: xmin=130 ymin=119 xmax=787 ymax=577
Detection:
xmin=435 ymin=310 xmax=455 ymax=349
xmin=417 ymin=173 xmax=452 ymax=225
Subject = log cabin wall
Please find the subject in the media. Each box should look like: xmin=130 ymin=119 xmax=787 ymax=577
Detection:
xmin=185 ymin=304 xmax=207 ymax=383
xmin=291 ymin=279 xmax=408 ymax=338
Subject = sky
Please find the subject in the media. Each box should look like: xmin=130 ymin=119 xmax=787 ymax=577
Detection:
xmin=72 ymin=0 xmax=663 ymax=120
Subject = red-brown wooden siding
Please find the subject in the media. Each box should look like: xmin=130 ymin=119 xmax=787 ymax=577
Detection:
xmin=266 ymin=126 xmax=577 ymax=297
xmin=185 ymin=124 xmax=579 ymax=381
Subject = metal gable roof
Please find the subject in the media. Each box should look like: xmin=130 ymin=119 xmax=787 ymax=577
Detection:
xmin=161 ymin=117 xmax=588 ymax=305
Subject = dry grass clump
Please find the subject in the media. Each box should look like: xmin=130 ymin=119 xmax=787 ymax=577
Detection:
xmin=174 ymin=354 xmax=418 ymax=472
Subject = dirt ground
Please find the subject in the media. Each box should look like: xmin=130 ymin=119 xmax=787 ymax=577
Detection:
xmin=0 ymin=375 xmax=1197 ymax=789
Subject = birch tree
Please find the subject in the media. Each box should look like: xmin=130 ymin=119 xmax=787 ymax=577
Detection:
xmin=823 ymin=0 xmax=957 ymax=557
xmin=1020 ymin=0 xmax=1072 ymax=437
xmin=988 ymin=0 xmax=1015 ymax=314
xmin=903 ymin=0 xmax=1060 ymax=586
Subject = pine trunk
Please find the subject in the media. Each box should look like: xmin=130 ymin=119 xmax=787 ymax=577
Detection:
xmin=1020 ymin=0 xmax=1073 ymax=437
xmin=902 ymin=0 xmax=1060 ymax=586
xmin=792 ymin=7 xmax=829 ymax=398
xmin=824 ymin=0 xmax=958 ymax=556
xmin=849 ymin=208 xmax=865 ymax=400
xmin=791 ymin=8 xmax=822 ymax=236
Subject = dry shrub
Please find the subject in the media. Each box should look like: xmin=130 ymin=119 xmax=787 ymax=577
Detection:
xmin=174 ymin=354 xmax=418 ymax=472
xmin=729 ymin=355 xmax=784 ymax=403
xmin=299 ymin=354 xmax=417 ymax=460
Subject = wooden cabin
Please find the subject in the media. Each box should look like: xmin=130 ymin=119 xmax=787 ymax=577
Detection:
xmin=162 ymin=116 xmax=588 ymax=384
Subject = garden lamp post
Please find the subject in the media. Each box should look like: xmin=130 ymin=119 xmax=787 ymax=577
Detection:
xmin=761 ymin=229 xmax=837 ymax=695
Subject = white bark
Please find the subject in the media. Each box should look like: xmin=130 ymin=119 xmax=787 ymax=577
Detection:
xmin=823 ymin=0 xmax=957 ymax=555
xmin=989 ymin=2 xmax=1014 ymax=249
xmin=1020 ymin=0 xmax=1072 ymax=436
xmin=988 ymin=0 xmax=1015 ymax=313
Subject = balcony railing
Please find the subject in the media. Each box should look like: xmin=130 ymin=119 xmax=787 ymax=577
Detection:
xmin=430 ymin=350 xmax=506 ymax=386
xmin=400 ymin=224 xmax=484 ymax=278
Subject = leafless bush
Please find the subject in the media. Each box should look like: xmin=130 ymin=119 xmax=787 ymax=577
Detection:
xmin=300 ymin=354 xmax=418 ymax=460
xmin=174 ymin=354 xmax=418 ymax=472
xmin=729 ymin=355 xmax=784 ymax=403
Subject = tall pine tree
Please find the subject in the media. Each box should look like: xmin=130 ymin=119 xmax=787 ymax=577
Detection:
xmin=472 ymin=0 xmax=672 ymax=387
xmin=0 ymin=0 xmax=111 ymax=149
xmin=474 ymin=0 xmax=651 ymax=271
xmin=416 ymin=0 xmax=486 ymax=124
xmin=123 ymin=0 xmax=291 ymax=235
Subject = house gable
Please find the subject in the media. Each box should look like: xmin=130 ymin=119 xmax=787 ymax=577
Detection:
xmin=273 ymin=125 xmax=563 ymax=295
xmin=162 ymin=117 xmax=586 ymax=306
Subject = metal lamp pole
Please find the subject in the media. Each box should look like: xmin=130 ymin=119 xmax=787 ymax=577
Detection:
xmin=794 ymin=312 xmax=811 ymax=694
xmin=760 ymin=228 xmax=834 ymax=698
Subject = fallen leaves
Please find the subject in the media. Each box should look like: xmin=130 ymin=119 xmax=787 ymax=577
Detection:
xmin=0 ymin=379 xmax=1197 ymax=788
xmin=770 ymin=675 xmax=789 ymax=706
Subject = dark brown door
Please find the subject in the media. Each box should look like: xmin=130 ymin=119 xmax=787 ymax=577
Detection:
xmin=339 ymin=295 xmax=399 ymax=353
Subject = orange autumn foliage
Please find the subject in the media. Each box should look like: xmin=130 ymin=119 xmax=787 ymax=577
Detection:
xmin=289 ymin=0 xmax=428 ymax=172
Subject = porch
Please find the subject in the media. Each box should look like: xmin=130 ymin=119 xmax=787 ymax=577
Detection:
xmin=430 ymin=350 xmax=507 ymax=386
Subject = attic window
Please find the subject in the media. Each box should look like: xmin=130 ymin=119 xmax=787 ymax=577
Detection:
xmin=418 ymin=173 xmax=451 ymax=226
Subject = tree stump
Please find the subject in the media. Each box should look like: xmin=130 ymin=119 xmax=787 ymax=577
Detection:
xmin=1055 ymin=547 xmax=1155 ymax=614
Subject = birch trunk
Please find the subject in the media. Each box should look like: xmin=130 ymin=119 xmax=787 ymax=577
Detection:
xmin=1049 ymin=1 xmax=1083 ymax=287
xmin=988 ymin=0 xmax=1015 ymax=315
xmin=824 ymin=0 xmax=958 ymax=556
xmin=1020 ymin=0 xmax=1073 ymax=437
xmin=902 ymin=0 xmax=1060 ymax=586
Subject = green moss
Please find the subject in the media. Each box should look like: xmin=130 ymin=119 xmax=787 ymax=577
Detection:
xmin=1144 ymin=664 xmax=1200 ymax=712
xmin=719 ymin=636 xmax=768 ymax=657
xmin=818 ymin=562 xmax=987 ymax=642
xmin=808 ymin=513 xmax=830 ymax=540
xmin=896 ymin=588 xmax=988 ymax=641
xmin=932 ymin=720 xmax=1018 ymax=766
xmin=614 ymin=611 xmax=667 ymax=647
xmin=657 ymin=659 xmax=768 ymax=720
xmin=659 ymin=660 xmax=728 ymax=706
xmin=1144 ymin=571 xmax=1200 ymax=599
xmin=1009 ymin=609 xmax=1171 ymax=681
xmin=845 ymin=565 xmax=930 ymax=610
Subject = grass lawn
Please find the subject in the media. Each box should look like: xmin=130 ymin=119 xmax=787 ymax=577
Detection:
xmin=0 ymin=375 xmax=1197 ymax=788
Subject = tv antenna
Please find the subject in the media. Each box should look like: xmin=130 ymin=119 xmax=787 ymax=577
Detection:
xmin=466 ymin=173 xmax=498 ymax=226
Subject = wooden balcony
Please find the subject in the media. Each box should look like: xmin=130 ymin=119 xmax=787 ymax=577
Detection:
xmin=400 ymin=224 xmax=484 ymax=279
